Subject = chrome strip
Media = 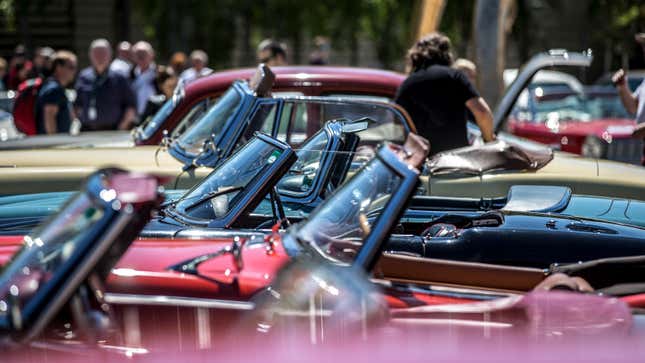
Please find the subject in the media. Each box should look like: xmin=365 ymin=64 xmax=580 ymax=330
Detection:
xmin=104 ymin=293 xmax=255 ymax=310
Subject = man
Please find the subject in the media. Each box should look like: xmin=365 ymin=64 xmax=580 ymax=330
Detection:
xmin=31 ymin=46 xmax=55 ymax=79
xmin=395 ymin=33 xmax=495 ymax=156
xmin=613 ymin=33 xmax=645 ymax=164
xmin=179 ymin=49 xmax=213 ymax=84
xmin=130 ymin=41 xmax=156 ymax=115
xmin=453 ymin=58 xmax=477 ymax=86
xmin=35 ymin=51 xmax=77 ymax=134
xmin=256 ymin=39 xmax=288 ymax=66
xmin=75 ymin=39 xmax=136 ymax=130
xmin=110 ymin=41 xmax=133 ymax=76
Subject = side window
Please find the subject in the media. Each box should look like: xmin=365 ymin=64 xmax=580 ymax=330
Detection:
xmin=243 ymin=102 xmax=277 ymax=141
xmin=276 ymin=102 xmax=293 ymax=142
xmin=171 ymin=97 xmax=216 ymax=138
xmin=284 ymin=100 xmax=406 ymax=147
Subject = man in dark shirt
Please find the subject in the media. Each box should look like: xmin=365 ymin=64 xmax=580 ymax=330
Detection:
xmin=395 ymin=33 xmax=495 ymax=155
xmin=35 ymin=51 xmax=77 ymax=134
xmin=75 ymin=38 xmax=136 ymax=131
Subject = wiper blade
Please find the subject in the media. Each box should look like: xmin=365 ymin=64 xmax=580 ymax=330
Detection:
xmin=183 ymin=185 xmax=243 ymax=211
xmin=167 ymin=238 xmax=244 ymax=274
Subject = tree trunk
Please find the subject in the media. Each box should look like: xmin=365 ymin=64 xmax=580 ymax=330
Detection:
xmin=473 ymin=0 xmax=515 ymax=109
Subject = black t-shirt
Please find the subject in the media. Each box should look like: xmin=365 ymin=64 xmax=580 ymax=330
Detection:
xmin=395 ymin=65 xmax=479 ymax=155
xmin=35 ymin=78 xmax=72 ymax=134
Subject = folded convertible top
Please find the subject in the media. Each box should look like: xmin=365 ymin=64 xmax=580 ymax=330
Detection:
xmin=426 ymin=140 xmax=554 ymax=175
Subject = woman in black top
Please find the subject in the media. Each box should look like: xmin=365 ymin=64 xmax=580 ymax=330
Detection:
xmin=395 ymin=33 xmax=495 ymax=156
xmin=139 ymin=65 xmax=178 ymax=123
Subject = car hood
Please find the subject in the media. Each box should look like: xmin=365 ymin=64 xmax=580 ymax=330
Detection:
xmin=0 ymin=131 xmax=133 ymax=150
xmin=512 ymin=118 xmax=637 ymax=138
xmin=0 ymin=233 xmax=291 ymax=300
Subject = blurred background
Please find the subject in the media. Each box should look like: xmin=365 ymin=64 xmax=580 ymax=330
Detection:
xmin=2 ymin=0 xmax=644 ymax=75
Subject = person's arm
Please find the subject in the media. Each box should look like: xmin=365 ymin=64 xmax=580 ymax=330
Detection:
xmin=42 ymin=104 xmax=59 ymax=134
xmin=117 ymin=107 xmax=136 ymax=130
xmin=612 ymin=69 xmax=638 ymax=115
xmin=466 ymin=97 xmax=496 ymax=142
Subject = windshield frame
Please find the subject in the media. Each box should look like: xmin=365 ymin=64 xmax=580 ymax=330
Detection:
xmin=0 ymin=169 xmax=160 ymax=342
xmin=166 ymin=133 xmax=296 ymax=229
xmin=168 ymin=81 xmax=253 ymax=167
xmin=289 ymin=145 xmax=420 ymax=272
xmin=134 ymin=81 xmax=185 ymax=142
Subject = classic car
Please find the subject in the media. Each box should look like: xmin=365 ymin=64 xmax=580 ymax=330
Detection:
xmin=0 ymin=65 xmax=414 ymax=195
xmin=0 ymin=140 xmax=639 ymax=358
xmin=501 ymin=50 xmax=643 ymax=164
xmin=2 ymin=133 xmax=645 ymax=309
xmin=506 ymin=84 xmax=642 ymax=165
xmin=0 ymin=65 xmax=404 ymax=150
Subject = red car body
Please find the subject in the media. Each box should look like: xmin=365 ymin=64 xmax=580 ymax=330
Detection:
xmin=508 ymin=117 xmax=637 ymax=155
xmin=138 ymin=66 xmax=405 ymax=145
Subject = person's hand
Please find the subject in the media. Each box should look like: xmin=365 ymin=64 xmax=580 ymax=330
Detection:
xmin=612 ymin=69 xmax=627 ymax=87
xmin=635 ymin=33 xmax=645 ymax=45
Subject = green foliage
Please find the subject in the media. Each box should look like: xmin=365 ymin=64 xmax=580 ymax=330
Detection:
xmin=132 ymin=0 xmax=417 ymax=70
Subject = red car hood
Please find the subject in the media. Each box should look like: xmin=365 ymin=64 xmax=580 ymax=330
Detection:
xmin=511 ymin=118 xmax=636 ymax=138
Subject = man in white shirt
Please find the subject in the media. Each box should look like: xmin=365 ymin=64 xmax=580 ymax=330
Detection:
xmin=110 ymin=41 xmax=132 ymax=76
xmin=179 ymin=50 xmax=213 ymax=84
xmin=130 ymin=41 xmax=156 ymax=115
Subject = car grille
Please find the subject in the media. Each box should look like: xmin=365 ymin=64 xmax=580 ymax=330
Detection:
xmin=606 ymin=138 xmax=643 ymax=165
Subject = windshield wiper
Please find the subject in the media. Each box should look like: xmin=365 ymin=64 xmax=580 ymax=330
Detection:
xmin=182 ymin=185 xmax=243 ymax=211
xmin=168 ymin=238 xmax=244 ymax=274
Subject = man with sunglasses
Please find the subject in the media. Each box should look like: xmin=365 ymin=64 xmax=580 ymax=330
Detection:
xmin=35 ymin=50 xmax=77 ymax=134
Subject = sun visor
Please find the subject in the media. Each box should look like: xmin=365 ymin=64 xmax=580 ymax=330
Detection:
xmin=248 ymin=63 xmax=276 ymax=97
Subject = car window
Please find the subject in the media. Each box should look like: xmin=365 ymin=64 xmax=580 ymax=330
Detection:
xmin=284 ymin=100 xmax=406 ymax=146
xmin=277 ymin=129 xmax=329 ymax=195
xmin=276 ymin=102 xmax=293 ymax=142
xmin=171 ymin=97 xmax=216 ymax=138
xmin=173 ymin=137 xmax=284 ymax=221
xmin=240 ymin=102 xmax=278 ymax=144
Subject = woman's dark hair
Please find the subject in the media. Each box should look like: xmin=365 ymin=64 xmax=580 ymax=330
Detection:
xmin=406 ymin=32 xmax=454 ymax=73
xmin=155 ymin=65 xmax=176 ymax=92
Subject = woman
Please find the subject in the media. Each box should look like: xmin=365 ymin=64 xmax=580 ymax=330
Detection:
xmin=394 ymin=33 xmax=495 ymax=156
xmin=139 ymin=65 xmax=178 ymax=123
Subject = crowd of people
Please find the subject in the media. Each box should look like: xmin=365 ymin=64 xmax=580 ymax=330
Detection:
xmin=1 ymin=37 xmax=297 ymax=136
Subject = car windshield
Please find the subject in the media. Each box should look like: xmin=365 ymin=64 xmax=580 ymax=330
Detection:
xmin=0 ymin=193 xmax=105 ymax=320
xmin=277 ymin=129 xmax=328 ymax=195
xmin=175 ymin=87 xmax=243 ymax=155
xmin=137 ymin=98 xmax=176 ymax=140
xmin=294 ymin=157 xmax=402 ymax=265
xmin=173 ymin=137 xmax=284 ymax=220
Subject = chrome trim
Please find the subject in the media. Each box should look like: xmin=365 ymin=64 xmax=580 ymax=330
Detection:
xmin=104 ymin=293 xmax=255 ymax=310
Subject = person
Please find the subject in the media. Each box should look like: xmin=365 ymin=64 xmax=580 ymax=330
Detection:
xmin=395 ymin=33 xmax=496 ymax=156
xmin=6 ymin=44 xmax=27 ymax=90
xmin=613 ymin=32 xmax=645 ymax=163
xmin=75 ymin=38 xmax=136 ymax=131
xmin=169 ymin=51 xmax=188 ymax=73
xmin=453 ymin=58 xmax=478 ymax=122
xmin=309 ymin=36 xmax=330 ymax=65
xmin=34 ymin=51 xmax=77 ymax=134
xmin=130 ymin=41 xmax=157 ymax=116
xmin=140 ymin=65 xmax=178 ymax=122
xmin=31 ymin=46 xmax=55 ymax=79
xmin=0 ymin=57 xmax=7 ymax=91
xmin=257 ymin=39 xmax=288 ymax=66
xmin=110 ymin=41 xmax=133 ymax=76
xmin=453 ymin=58 xmax=477 ymax=86
xmin=179 ymin=49 xmax=213 ymax=84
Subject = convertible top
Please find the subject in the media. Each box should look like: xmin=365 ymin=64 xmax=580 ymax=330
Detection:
xmin=426 ymin=140 xmax=554 ymax=175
